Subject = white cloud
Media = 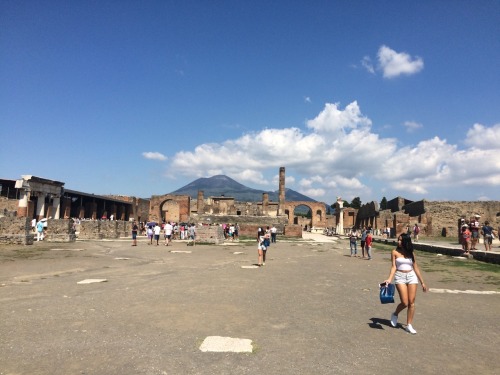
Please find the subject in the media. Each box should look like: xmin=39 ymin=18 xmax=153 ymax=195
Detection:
xmin=403 ymin=121 xmax=423 ymax=132
xmin=306 ymin=101 xmax=372 ymax=134
xmin=377 ymin=45 xmax=424 ymax=78
xmin=142 ymin=152 xmax=167 ymax=161
xmin=361 ymin=56 xmax=375 ymax=74
xmin=165 ymin=101 xmax=500 ymax=203
xmin=465 ymin=123 xmax=500 ymax=150
xmin=301 ymin=188 xmax=326 ymax=198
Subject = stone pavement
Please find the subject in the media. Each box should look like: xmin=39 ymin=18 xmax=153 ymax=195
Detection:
xmin=0 ymin=236 xmax=498 ymax=375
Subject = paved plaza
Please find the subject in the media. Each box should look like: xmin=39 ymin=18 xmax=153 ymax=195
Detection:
xmin=1 ymin=234 xmax=499 ymax=375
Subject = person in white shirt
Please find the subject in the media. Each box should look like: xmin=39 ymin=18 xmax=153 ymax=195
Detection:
xmin=164 ymin=222 xmax=173 ymax=246
xmin=153 ymin=224 xmax=161 ymax=246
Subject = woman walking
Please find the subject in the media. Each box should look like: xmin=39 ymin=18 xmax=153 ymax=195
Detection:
xmin=383 ymin=234 xmax=427 ymax=334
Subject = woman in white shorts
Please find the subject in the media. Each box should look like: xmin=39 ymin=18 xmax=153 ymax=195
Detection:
xmin=384 ymin=234 xmax=427 ymax=334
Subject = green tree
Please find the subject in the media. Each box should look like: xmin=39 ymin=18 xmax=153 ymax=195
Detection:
xmin=380 ymin=197 xmax=388 ymax=210
xmin=350 ymin=197 xmax=361 ymax=209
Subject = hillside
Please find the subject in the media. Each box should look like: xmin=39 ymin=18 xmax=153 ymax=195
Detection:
xmin=170 ymin=175 xmax=316 ymax=203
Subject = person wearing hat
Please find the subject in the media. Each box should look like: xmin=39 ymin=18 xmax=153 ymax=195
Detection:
xmin=470 ymin=215 xmax=481 ymax=250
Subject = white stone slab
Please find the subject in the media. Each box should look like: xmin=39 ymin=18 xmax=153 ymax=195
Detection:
xmin=241 ymin=265 xmax=260 ymax=269
xmin=199 ymin=336 xmax=253 ymax=353
xmin=77 ymin=279 xmax=108 ymax=285
xmin=429 ymin=288 xmax=500 ymax=295
xmin=51 ymin=248 xmax=84 ymax=251
xmin=233 ymin=252 xmax=244 ymax=254
xmin=114 ymin=257 xmax=131 ymax=260
xmin=170 ymin=250 xmax=192 ymax=253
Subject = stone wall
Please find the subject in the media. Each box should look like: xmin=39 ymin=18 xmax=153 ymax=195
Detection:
xmin=44 ymin=219 xmax=76 ymax=242
xmin=0 ymin=197 xmax=18 ymax=217
xmin=0 ymin=217 xmax=33 ymax=245
xmin=77 ymin=220 xmax=132 ymax=240
xmin=196 ymin=226 xmax=225 ymax=244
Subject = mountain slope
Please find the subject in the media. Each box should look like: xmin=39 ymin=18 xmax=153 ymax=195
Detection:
xmin=170 ymin=175 xmax=316 ymax=202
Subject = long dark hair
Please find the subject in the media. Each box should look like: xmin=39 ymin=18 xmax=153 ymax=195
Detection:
xmin=400 ymin=234 xmax=415 ymax=262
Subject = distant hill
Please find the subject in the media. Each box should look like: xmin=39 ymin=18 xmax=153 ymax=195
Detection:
xmin=170 ymin=175 xmax=316 ymax=203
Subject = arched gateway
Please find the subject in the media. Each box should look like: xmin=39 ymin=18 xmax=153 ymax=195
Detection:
xmin=283 ymin=201 xmax=327 ymax=229
xmin=149 ymin=194 xmax=191 ymax=224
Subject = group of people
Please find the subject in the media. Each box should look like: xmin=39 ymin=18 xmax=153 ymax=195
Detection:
xmin=222 ymin=223 xmax=240 ymax=241
xmin=131 ymin=221 xmax=197 ymax=247
xmin=348 ymin=226 xmax=373 ymax=259
xmin=460 ymin=215 xmax=497 ymax=253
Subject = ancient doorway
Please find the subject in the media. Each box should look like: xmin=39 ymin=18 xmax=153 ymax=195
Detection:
xmin=293 ymin=204 xmax=312 ymax=229
xmin=161 ymin=199 xmax=180 ymax=223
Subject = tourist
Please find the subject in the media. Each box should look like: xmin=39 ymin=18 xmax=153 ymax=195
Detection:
xmin=188 ymin=223 xmax=196 ymax=246
xmin=481 ymin=221 xmax=494 ymax=252
xmin=257 ymin=235 xmax=267 ymax=266
xmin=164 ymin=221 xmax=173 ymax=246
xmin=461 ymin=225 xmax=471 ymax=254
xmin=234 ymin=223 xmax=240 ymax=241
xmin=349 ymin=227 xmax=359 ymax=257
xmin=470 ymin=215 xmax=481 ymax=250
xmin=365 ymin=230 xmax=373 ymax=260
xmin=264 ymin=226 xmax=271 ymax=248
xmin=173 ymin=222 xmax=179 ymax=240
xmin=36 ymin=220 xmax=44 ymax=241
xmin=413 ymin=224 xmax=420 ymax=242
xmin=131 ymin=221 xmax=138 ymax=246
xmin=360 ymin=227 xmax=367 ymax=257
xmin=147 ymin=225 xmax=154 ymax=245
xmin=153 ymin=223 xmax=161 ymax=246
xmin=383 ymin=234 xmax=428 ymax=335
xmin=271 ymin=224 xmax=277 ymax=243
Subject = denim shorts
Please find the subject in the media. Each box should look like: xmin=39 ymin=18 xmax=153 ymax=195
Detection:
xmin=394 ymin=270 xmax=418 ymax=284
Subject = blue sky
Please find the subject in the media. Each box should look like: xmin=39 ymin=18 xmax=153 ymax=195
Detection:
xmin=1 ymin=1 xmax=499 ymax=205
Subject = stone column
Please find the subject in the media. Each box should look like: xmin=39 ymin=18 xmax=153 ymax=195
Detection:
xmin=262 ymin=193 xmax=269 ymax=215
xmin=197 ymin=190 xmax=205 ymax=214
xmin=36 ymin=193 xmax=46 ymax=220
xmin=336 ymin=197 xmax=344 ymax=235
xmin=52 ymin=196 xmax=61 ymax=219
xmin=278 ymin=167 xmax=285 ymax=216
xmin=17 ymin=190 xmax=30 ymax=217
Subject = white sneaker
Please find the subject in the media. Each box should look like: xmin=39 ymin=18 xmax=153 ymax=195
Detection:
xmin=390 ymin=313 xmax=398 ymax=328
xmin=406 ymin=324 xmax=417 ymax=334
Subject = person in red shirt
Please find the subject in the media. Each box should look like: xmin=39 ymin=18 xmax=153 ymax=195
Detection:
xmin=365 ymin=230 xmax=373 ymax=260
xmin=461 ymin=225 xmax=471 ymax=254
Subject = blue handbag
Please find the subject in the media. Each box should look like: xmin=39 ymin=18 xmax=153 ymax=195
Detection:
xmin=379 ymin=283 xmax=395 ymax=304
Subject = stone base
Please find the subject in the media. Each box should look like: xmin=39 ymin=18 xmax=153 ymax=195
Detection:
xmin=0 ymin=234 xmax=34 ymax=245
xmin=46 ymin=234 xmax=77 ymax=243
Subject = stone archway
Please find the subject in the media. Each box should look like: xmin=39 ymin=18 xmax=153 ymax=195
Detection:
xmin=161 ymin=199 xmax=180 ymax=223
xmin=283 ymin=201 xmax=327 ymax=229
xmin=149 ymin=194 xmax=191 ymax=224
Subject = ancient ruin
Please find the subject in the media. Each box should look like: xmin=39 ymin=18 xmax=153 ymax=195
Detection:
xmin=0 ymin=168 xmax=499 ymax=245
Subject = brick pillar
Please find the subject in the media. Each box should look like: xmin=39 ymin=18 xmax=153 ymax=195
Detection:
xmin=278 ymin=167 xmax=285 ymax=216
xmin=63 ymin=197 xmax=72 ymax=218
xmin=197 ymin=190 xmax=205 ymax=214
xmin=17 ymin=190 xmax=29 ymax=217
xmin=262 ymin=193 xmax=269 ymax=215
